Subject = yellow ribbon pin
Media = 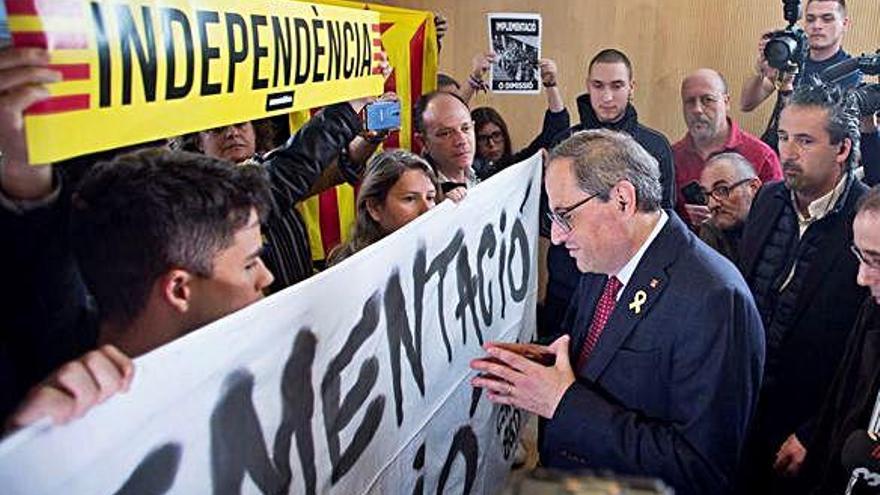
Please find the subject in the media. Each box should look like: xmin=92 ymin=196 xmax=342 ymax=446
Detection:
xmin=629 ymin=290 xmax=647 ymax=314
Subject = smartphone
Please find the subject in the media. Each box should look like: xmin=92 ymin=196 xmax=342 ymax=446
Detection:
xmin=365 ymin=100 xmax=401 ymax=132
xmin=681 ymin=181 xmax=707 ymax=206
xmin=488 ymin=342 xmax=556 ymax=366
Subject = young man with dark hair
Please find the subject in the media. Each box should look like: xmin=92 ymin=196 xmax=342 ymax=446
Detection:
xmin=738 ymin=81 xmax=869 ymax=493
xmin=0 ymin=47 xmax=276 ymax=427
xmin=542 ymin=48 xmax=676 ymax=338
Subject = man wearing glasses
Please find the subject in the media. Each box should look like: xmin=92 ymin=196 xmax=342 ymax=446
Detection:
xmin=737 ymin=81 xmax=869 ymax=493
xmin=471 ymin=129 xmax=765 ymax=495
xmin=797 ymin=185 xmax=880 ymax=494
xmin=673 ymin=69 xmax=781 ymax=228
xmin=695 ymin=152 xmax=763 ymax=264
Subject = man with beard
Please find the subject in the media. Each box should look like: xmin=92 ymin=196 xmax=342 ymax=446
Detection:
xmin=737 ymin=81 xmax=869 ymax=493
xmin=673 ymin=69 xmax=781 ymax=228
xmin=696 ymin=152 xmax=762 ymax=264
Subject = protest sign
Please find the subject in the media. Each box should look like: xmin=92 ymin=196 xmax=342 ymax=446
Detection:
xmin=4 ymin=0 xmax=384 ymax=163
xmin=0 ymin=153 xmax=542 ymax=494
xmin=487 ymin=13 xmax=541 ymax=94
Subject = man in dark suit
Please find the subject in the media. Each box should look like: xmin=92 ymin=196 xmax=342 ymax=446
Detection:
xmin=737 ymin=81 xmax=869 ymax=493
xmin=470 ymin=129 xmax=765 ymax=495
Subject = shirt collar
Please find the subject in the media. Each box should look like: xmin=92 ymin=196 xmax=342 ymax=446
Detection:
xmin=614 ymin=210 xmax=668 ymax=297
xmin=437 ymin=167 xmax=479 ymax=188
xmin=791 ymin=173 xmax=847 ymax=223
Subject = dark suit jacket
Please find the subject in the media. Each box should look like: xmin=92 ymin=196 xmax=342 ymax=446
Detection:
xmin=540 ymin=213 xmax=765 ymax=495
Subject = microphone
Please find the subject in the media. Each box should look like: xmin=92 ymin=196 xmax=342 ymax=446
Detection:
xmin=842 ymin=430 xmax=880 ymax=489
xmin=820 ymin=58 xmax=862 ymax=84
xmin=820 ymin=54 xmax=880 ymax=84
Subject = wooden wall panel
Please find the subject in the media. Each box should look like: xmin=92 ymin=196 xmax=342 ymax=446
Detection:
xmin=376 ymin=0 xmax=880 ymax=151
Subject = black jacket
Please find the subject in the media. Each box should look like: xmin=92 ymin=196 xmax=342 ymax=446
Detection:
xmin=737 ymin=177 xmax=869 ymax=491
xmin=801 ymin=298 xmax=880 ymax=494
xmin=260 ymin=102 xmax=362 ymax=292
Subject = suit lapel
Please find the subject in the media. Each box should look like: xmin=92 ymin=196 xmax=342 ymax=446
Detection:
xmin=581 ymin=215 xmax=681 ymax=381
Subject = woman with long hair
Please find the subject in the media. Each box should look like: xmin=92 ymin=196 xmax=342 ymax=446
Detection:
xmin=328 ymin=150 xmax=442 ymax=265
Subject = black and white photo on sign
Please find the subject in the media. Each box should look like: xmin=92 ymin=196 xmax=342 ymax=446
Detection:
xmin=487 ymin=13 xmax=541 ymax=94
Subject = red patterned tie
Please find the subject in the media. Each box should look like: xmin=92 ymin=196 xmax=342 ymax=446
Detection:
xmin=576 ymin=276 xmax=623 ymax=371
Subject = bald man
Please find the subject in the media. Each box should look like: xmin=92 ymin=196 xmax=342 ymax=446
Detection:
xmin=672 ymin=69 xmax=781 ymax=227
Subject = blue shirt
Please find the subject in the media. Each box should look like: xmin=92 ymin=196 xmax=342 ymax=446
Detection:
xmin=796 ymin=48 xmax=862 ymax=88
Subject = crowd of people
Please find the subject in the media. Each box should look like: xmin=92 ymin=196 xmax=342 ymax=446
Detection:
xmin=2 ymin=0 xmax=880 ymax=494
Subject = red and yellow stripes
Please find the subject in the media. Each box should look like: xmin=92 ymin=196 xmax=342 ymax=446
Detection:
xmin=6 ymin=0 xmax=92 ymax=115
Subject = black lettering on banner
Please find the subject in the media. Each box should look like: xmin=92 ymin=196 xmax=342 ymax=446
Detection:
xmin=436 ymin=426 xmax=478 ymax=495
xmin=495 ymin=405 xmax=521 ymax=460
xmin=311 ymin=18 xmax=326 ymax=82
xmin=196 ymin=10 xmax=221 ymax=95
xmin=385 ymin=270 xmax=425 ymax=426
xmin=274 ymin=329 xmax=319 ymax=495
xmin=342 ymin=21 xmax=355 ymax=78
xmin=250 ymin=14 xmax=269 ymax=90
xmin=223 ymin=13 xmax=248 ymax=93
xmin=161 ymin=7 xmax=194 ymax=100
xmin=412 ymin=232 xmax=464 ymax=363
xmin=208 ymin=329 xmax=318 ymax=495
xmin=326 ymin=20 xmax=341 ymax=81
xmin=476 ymin=224 xmax=497 ymax=327
xmin=454 ymin=243 xmax=483 ymax=348
xmin=469 ymin=386 xmax=482 ymax=418
xmin=497 ymin=211 xmax=508 ymax=319
xmin=209 ymin=370 xmax=287 ymax=494
xmin=272 ymin=16 xmax=293 ymax=87
xmin=321 ymin=292 xmax=385 ymax=483
xmin=358 ymin=23 xmax=370 ymax=77
xmin=507 ymin=217 xmax=531 ymax=302
xmin=117 ymin=4 xmax=157 ymax=104
xmin=293 ymin=18 xmax=311 ymax=84
xmin=112 ymin=443 xmax=181 ymax=495
xmin=91 ymin=2 xmax=111 ymax=107
xmin=411 ymin=443 xmax=426 ymax=495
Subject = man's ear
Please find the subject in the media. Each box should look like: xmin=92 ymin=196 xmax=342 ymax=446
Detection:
xmin=836 ymin=137 xmax=853 ymax=168
xmin=158 ymin=269 xmax=195 ymax=314
xmin=615 ymin=180 xmax=638 ymax=214
xmin=415 ymin=132 xmax=428 ymax=155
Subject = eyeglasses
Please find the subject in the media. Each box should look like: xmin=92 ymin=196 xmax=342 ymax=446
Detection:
xmin=431 ymin=121 xmax=474 ymax=141
xmin=546 ymin=193 xmax=599 ymax=233
xmin=477 ymin=130 xmax=505 ymax=146
xmin=851 ymin=244 xmax=880 ymax=270
xmin=703 ymin=177 xmax=755 ymax=202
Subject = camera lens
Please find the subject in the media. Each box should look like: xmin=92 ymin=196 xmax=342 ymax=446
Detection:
xmin=765 ymin=36 xmax=798 ymax=71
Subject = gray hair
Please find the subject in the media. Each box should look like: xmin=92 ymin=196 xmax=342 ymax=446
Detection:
xmin=548 ymin=129 xmax=662 ymax=212
xmin=704 ymin=152 xmax=757 ymax=180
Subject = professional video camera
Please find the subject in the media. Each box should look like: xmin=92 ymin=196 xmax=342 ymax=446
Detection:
xmin=763 ymin=0 xmax=808 ymax=73
xmin=820 ymin=52 xmax=880 ymax=116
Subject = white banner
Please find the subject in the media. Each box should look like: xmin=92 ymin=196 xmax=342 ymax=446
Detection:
xmin=0 ymin=154 xmax=542 ymax=494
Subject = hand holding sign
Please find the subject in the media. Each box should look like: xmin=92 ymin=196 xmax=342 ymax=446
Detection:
xmin=470 ymin=335 xmax=575 ymax=419
xmin=6 ymin=345 xmax=134 ymax=432
xmin=0 ymin=47 xmax=59 ymax=199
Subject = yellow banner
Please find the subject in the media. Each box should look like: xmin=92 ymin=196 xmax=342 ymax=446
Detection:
xmin=7 ymin=0 xmax=384 ymax=163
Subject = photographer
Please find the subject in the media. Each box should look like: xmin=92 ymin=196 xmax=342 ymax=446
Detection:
xmin=741 ymin=0 xmax=856 ymax=119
